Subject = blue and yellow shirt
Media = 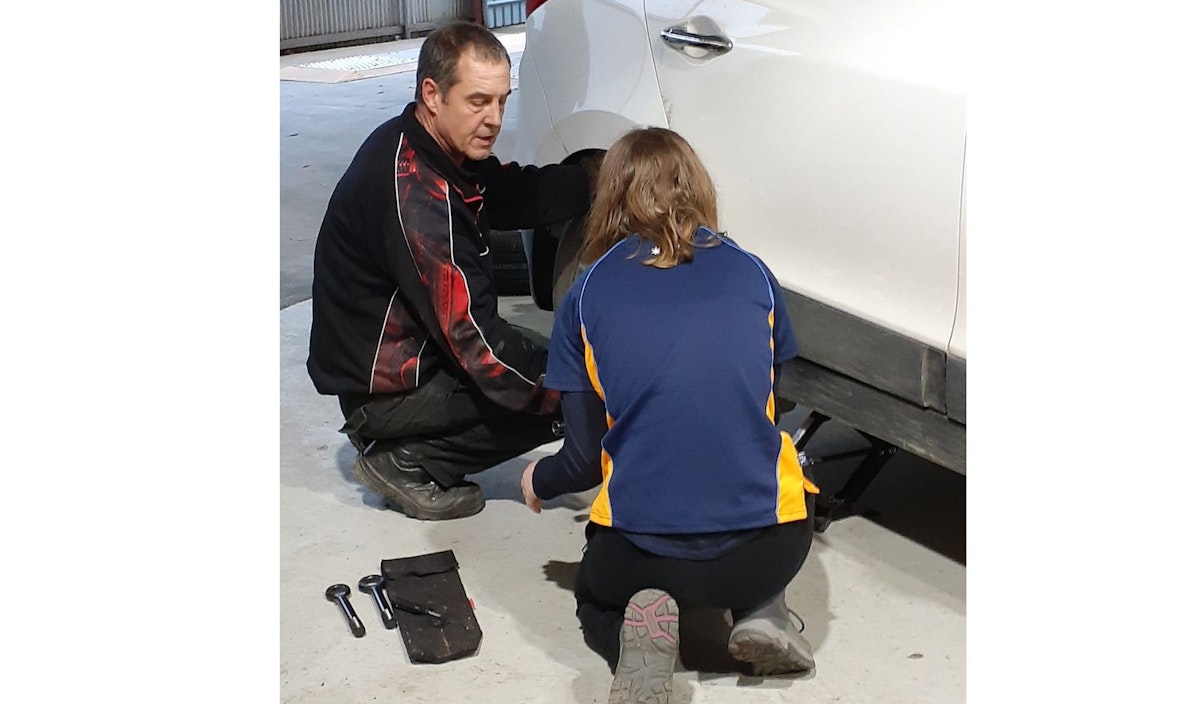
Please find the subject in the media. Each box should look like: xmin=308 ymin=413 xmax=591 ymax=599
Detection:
xmin=543 ymin=229 xmax=817 ymax=535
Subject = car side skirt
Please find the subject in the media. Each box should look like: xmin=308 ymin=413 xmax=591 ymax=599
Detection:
xmin=780 ymin=289 xmax=966 ymax=474
xmin=782 ymin=290 xmax=963 ymax=414
xmin=946 ymin=354 xmax=966 ymax=425
xmin=777 ymin=357 xmax=966 ymax=475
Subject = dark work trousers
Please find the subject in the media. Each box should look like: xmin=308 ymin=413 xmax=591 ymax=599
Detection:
xmin=575 ymin=494 xmax=815 ymax=671
xmin=337 ymin=365 xmax=560 ymax=488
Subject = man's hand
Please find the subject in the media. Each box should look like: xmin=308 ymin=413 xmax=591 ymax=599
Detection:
xmin=521 ymin=460 xmax=542 ymax=514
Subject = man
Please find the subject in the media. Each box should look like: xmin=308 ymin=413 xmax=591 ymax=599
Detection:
xmin=307 ymin=22 xmax=591 ymax=521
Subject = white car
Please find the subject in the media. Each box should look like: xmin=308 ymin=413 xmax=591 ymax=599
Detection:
xmin=513 ymin=0 xmax=966 ymax=476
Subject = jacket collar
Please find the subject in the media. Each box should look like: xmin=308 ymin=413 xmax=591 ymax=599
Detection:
xmin=399 ymin=103 xmax=481 ymax=199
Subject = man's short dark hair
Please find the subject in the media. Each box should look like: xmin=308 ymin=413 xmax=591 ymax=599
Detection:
xmin=414 ymin=22 xmax=511 ymax=103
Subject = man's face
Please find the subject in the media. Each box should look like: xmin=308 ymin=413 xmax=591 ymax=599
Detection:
xmin=423 ymin=52 xmax=511 ymax=164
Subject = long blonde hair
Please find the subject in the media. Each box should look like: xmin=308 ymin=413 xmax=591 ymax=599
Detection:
xmin=581 ymin=128 xmax=720 ymax=268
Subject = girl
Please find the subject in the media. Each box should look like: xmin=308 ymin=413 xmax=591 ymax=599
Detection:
xmin=522 ymin=127 xmax=820 ymax=704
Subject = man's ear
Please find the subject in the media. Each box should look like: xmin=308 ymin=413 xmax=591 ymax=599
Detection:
xmin=419 ymin=78 xmax=441 ymax=113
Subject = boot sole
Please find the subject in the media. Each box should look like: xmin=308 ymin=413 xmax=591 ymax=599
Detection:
xmin=352 ymin=457 xmax=483 ymax=521
xmin=728 ymin=629 xmax=815 ymax=676
xmin=609 ymin=589 xmax=680 ymax=704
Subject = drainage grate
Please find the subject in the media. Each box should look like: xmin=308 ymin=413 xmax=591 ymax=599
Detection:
xmin=299 ymin=48 xmax=421 ymax=72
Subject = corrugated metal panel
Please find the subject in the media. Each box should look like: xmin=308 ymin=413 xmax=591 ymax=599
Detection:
xmin=484 ymin=0 xmax=526 ymax=28
xmin=407 ymin=0 xmax=470 ymax=27
xmin=281 ymin=0 xmax=473 ymax=49
xmin=281 ymin=0 xmax=395 ymax=41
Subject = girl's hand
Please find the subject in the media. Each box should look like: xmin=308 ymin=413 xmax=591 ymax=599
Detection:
xmin=521 ymin=460 xmax=542 ymax=514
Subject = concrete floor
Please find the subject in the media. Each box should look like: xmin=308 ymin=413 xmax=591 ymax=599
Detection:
xmin=280 ymin=32 xmax=966 ymax=704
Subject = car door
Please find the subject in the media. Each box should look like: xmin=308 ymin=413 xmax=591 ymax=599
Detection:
xmin=643 ymin=0 xmax=966 ymax=367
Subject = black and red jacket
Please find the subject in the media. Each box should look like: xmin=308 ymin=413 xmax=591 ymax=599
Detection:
xmin=307 ymin=103 xmax=590 ymax=414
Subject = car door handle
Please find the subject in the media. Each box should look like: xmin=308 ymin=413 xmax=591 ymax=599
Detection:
xmin=660 ymin=25 xmax=733 ymax=55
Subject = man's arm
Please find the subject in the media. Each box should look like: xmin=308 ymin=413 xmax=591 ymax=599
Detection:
xmin=469 ymin=157 xmax=594 ymax=231
xmin=388 ymin=177 xmax=559 ymax=414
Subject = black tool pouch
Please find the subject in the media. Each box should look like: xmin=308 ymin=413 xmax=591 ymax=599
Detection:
xmin=380 ymin=550 xmax=482 ymax=664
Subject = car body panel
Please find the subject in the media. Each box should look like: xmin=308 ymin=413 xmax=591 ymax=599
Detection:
xmin=514 ymin=0 xmax=668 ymax=165
xmin=509 ymin=37 xmax=568 ymax=166
xmin=949 ymin=142 xmax=968 ymax=361
xmin=645 ymin=0 xmax=965 ymax=350
xmin=517 ymin=0 xmax=967 ymax=470
xmin=947 ymin=152 xmax=966 ymax=424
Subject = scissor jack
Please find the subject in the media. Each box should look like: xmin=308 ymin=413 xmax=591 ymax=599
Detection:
xmin=791 ymin=411 xmax=897 ymax=533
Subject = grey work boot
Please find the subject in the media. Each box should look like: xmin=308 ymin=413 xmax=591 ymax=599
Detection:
xmin=352 ymin=448 xmax=484 ymax=521
xmin=728 ymin=592 xmax=815 ymax=676
xmin=609 ymin=589 xmax=680 ymax=704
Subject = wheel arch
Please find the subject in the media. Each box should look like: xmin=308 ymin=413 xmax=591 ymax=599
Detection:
xmin=525 ymin=145 xmax=607 ymax=310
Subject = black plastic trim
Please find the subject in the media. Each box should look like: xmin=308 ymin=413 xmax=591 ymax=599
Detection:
xmin=781 ymin=290 xmax=948 ymax=412
xmin=947 ymin=354 xmax=966 ymax=424
xmin=778 ymin=359 xmax=966 ymax=475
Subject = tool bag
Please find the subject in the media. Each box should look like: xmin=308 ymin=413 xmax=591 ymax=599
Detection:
xmin=380 ymin=550 xmax=482 ymax=663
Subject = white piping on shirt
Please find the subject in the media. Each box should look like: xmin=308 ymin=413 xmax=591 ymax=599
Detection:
xmin=710 ymin=228 xmax=776 ymax=311
xmin=370 ymin=132 xmax=423 ymax=395
xmin=442 ymin=180 xmax=537 ymax=387
xmin=414 ymin=335 xmax=428 ymax=386
xmin=369 ymin=288 xmax=400 ymax=395
xmin=394 ymin=133 xmax=420 ymax=269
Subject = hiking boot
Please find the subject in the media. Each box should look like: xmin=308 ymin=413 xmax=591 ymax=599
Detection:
xmin=609 ymin=589 xmax=680 ymax=704
xmin=352 ymin=449 xmax=484 ymax=521
xmin=728 ymin=592 xmax=815 ymax=676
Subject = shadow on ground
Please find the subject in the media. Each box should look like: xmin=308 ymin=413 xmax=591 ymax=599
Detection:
xmin=810 ymin=451 xmax=966 ymax=565
xmin=779 ymin=406 xmax=966 ymax=566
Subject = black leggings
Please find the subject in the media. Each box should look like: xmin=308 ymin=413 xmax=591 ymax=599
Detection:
xmin=575 ymin=504 xmax=814 ymax=670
